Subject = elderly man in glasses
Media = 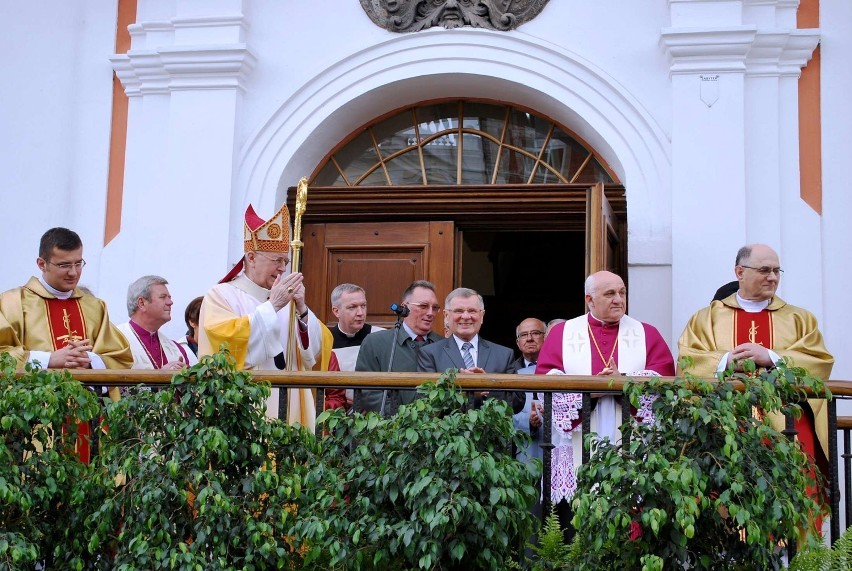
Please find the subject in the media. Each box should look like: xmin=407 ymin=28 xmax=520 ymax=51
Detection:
xmin=0 ymin=227 xmax=132 ymax=375
xmin=513 ymin=318 xmax=547 ymax=372
xmin=678 ymin=243 xmax=833 ymax=495
xmin=198 ymin=203 xmax=323 ymax=422
xmin=417 ymin=287 xmax=525 ymax=413
xmin=355 ymin=280 xmax=444 ymax=414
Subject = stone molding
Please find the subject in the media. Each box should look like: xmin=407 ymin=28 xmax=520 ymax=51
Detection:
xmin=359 ymin=0 xmax=550 ymax=32
xmin=661 ymin=26 xmax=819 ymax=76
xmin=110 ymin=16 xmax=255 ymax=96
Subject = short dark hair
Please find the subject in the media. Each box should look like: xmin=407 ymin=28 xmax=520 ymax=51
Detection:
xmin=39 ymin=227 xmax=82 ymax=260
xmin=185 ymin=296 xmax=204 ymax=332
xmin=402 ymin=280 xmax=436 ymax=301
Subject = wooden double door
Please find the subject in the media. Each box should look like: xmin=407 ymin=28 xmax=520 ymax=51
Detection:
xmin=295 ymin=183 xmax=625 ymax=337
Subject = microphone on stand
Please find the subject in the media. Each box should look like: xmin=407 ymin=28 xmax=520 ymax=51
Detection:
xmin=390 ymin=303 xmax=410 ymax=317
xmin=381 ymin=302 xmax=409 ymax=416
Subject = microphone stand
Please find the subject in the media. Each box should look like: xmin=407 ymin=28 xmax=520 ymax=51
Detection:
xmin=379 ymin=307 xmax=408 ymax=416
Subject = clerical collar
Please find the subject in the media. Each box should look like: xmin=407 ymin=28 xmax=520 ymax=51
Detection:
xmin=129 ymin=319 xmax=157 ymax=337
xmin=337 ymin=325 xmax=359 ymax=337
xmin=587 ymin=312 xmax=619 ymax=327
xmin=39 ymin=276 xmax=73 ymax=300
xmin=736 ymin=293 xmax=770 ymax=313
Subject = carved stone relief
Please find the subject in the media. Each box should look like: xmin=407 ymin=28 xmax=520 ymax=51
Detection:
xmin=360 ymin=0 xmax=550 ymax=32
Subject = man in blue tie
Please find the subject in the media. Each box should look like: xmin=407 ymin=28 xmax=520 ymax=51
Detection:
xmin=417 ymin=287 xmax=524 ymax=413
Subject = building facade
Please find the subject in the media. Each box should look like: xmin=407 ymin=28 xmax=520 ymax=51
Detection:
xmin=1 ymin=0 xmax=849 ymax=385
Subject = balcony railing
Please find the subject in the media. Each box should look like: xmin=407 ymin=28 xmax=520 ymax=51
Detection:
xmin=48 ymin=370 xmax=852 ymax=544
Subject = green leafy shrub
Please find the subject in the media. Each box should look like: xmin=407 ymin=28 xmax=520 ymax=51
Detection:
xmin=0 ymin=352 xmax=101 ymax=570
xmin=789 ymin=524 xmax=852 ymax=571
xmin=569 ymin=359 xmax=829 ymax=570
xmin=85 ymin=350 xmax=315 ymax=570
xmin=292 ymin=370 xmax=541 ymax=570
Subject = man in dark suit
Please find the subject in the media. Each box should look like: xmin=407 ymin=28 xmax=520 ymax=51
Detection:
xmin=418 ymin=287 xmax=524 ymax=413
xmin=355 ymin=280 xmax=444 ymax=414
xmin=511 ymin=317 xmax=546 ymax=372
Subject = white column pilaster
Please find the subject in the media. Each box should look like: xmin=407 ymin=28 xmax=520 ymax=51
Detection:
xmin=661 ymin=23 xmax=753 ymax=339
xmin=661 ymin=0 xmax=819 ymax=340
xmin=105 ymin=0 xmax=255 ymax=338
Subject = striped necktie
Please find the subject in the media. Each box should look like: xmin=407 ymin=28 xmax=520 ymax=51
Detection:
xmin=461 ymin=342 xmax=475 ymax=369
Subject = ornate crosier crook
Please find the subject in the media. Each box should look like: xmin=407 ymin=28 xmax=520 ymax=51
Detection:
xmin=285 ymin=177 xmax=309 ymax=372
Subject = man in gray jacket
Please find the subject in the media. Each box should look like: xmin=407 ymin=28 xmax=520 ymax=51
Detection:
xmin=355 ymin=280 xmax=443 ymax=414
xmin=418 ymin=287 xmax=524 ymax=414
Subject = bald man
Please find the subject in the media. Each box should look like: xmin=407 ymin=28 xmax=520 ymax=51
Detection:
xmin=678 ymin=244 xmax=833 ymax=484
xmin=535 ymin=271 xmax=674 ymax=505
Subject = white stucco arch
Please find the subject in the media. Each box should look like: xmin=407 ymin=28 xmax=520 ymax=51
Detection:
xmin=236 ymin=29 xmax=672 ymax=268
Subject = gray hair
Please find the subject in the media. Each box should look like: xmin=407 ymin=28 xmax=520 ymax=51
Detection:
xmin=127 ymin=275 xmax=168 ymax=317
xmin=735 ymin=245 xmax=753 ymax=266
xmin=445 ymin=287 xmax=484 ymax=309
xmin=584 ymin=274 xmax=597 ymax=295
xmin=330 ymin=283 xmax=365 ymax=307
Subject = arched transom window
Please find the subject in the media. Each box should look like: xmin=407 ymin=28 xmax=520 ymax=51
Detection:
xmin=312 ymin=100 xmax=617 ymax=187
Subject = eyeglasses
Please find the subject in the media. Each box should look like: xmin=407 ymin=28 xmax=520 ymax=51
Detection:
xmin=44 ymin=259 xmax=86 ymax=271
xmin=255 ymin=252 xmax=290 ymax=266
xmin=408 ymin=302 xmax=441 ymax=312
xmin=449 ymin=308 xmax=482 ymax=316
xmin=740 ymin=265 xmax=784 ymax=276
xmin=517 ymin=330 xmax=544 ymax=340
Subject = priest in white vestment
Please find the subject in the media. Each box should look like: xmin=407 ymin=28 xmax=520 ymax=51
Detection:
xmin=198 ymin=202 xmax=322 ymax=425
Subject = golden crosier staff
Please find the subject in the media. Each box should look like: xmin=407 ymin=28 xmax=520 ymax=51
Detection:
xmin=285 ymin=176 xmax=309 ymax=371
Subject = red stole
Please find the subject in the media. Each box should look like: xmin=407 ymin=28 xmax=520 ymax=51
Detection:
xmin=736 ymin=308 xmax=825 ymax=521
xmin=733 ymin=308 xmax=773 ymax=349
xmin=45 ymin=298 xmax=88 ymax=349
xmin=45 ymin=297 xmax=93 ymax=464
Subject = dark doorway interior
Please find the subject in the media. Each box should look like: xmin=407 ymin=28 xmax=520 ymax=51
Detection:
xmin=460 ymin=230 xmax=587 ymax=355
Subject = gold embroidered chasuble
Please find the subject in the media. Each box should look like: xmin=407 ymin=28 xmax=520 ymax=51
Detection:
xmin=198 ymin=274 xmax=323 ymax=424
xmin=678 ymin=293 xmax=834 ymax=456
xmin=0 ymin=277 xmax=132 ymax=370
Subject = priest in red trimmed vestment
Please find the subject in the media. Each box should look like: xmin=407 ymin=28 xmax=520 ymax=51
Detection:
xmin=118 ymin=275 xmax=198 ymax=371
xmin=536 ymin=270 xmax=675 ymax=507
xmin=0 ymin=227 xmax=133 ymax=461
xmin=678 ymin=244 xmax=833 ymax=497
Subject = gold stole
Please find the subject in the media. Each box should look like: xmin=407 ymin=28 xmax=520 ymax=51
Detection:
xmin=45 ymin=298 xmax=92 ymax=464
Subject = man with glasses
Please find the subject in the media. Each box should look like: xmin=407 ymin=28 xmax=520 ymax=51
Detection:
xmin=513 ymin=318 xmax=547 ymax=372
xmin=355 ymin=280 xmax=443 ymax=414
xmin=678 ymin=243 xmax=833 ymax=493
xmin=0 ymin=227 xmax=132 ymax=375
xmin=512 ymin=318 xmax=547 ymax=448
xmin=0 ymin=228 xmax=132 ymax=463
xmin=198 ymin=203 xmax=323 ymax=420
xmin=417 ymin=287 xmax=524 ymax=413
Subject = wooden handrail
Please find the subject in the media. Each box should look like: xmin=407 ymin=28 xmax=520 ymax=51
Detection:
xmin=14 ymin=368 xmax=852 ymax=397
xmin=838 ymin=416 xmax=852 ymax=430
